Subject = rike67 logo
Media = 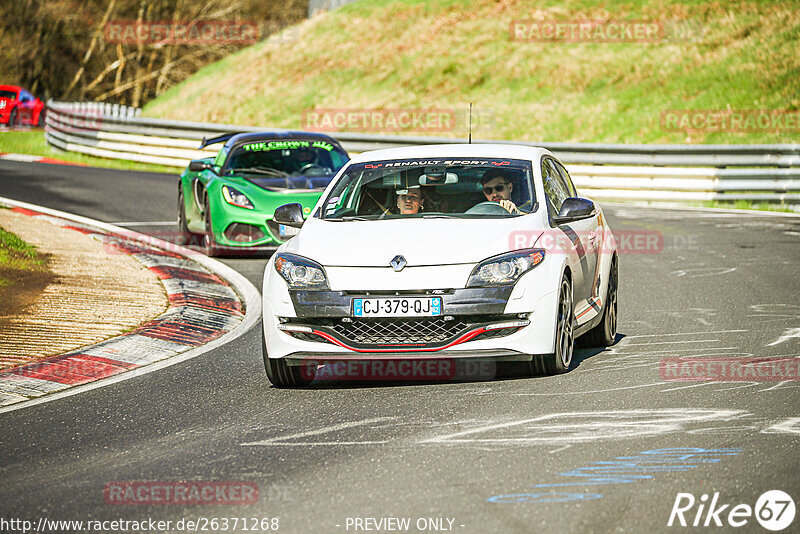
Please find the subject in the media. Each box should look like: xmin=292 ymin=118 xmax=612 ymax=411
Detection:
xmin=668 ymin=490 xmax=796 ymax=531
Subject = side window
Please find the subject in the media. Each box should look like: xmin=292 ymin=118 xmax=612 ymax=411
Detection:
xmin=541 ymin=158 xmax=569 ymax=215
xmin=553 ymin=160 xmax=577 ymax=197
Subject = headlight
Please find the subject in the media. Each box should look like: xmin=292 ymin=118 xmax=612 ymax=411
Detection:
xmin=274 ymin=253 xmax=329 ymax=290
xmin=467 ymin=249 xmax=545 ymax=287
xmin=221 ymin=185 xmax=254 ymax=209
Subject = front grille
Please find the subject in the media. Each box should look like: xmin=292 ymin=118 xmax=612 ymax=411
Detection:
xmin=338 ymin=317 xmax=469 ymax=345
xmin=224 ymin=222 xmax=265 ymax=243
xmin=287 ymin=315 xmax=519 ymax=347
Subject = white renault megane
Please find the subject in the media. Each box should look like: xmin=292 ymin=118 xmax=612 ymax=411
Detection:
xmin=261 ymin=144 xmax=618 ymax=387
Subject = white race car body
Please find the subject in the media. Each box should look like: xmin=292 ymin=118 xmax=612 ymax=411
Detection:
xmin=261 ymin=144 xmax=617 ymax=382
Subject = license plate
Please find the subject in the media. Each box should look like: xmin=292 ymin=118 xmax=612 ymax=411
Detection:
xmin=278 ymin=224 xmax=300 ymax=239
xmin=352 ymin=297 xmax=442 ymax=318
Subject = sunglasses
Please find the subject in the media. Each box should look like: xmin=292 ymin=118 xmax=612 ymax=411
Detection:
xmin=483 ymin=183 xmax=508 ymax=195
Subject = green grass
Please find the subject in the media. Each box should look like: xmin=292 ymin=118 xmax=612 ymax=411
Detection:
xmin=0 ymin=130 xmax=179 ymax=174
xmin=0 ymin=224 xmax=48 ymax=285
xmin=697 ymin=200 xmax=800 ymax=214
xmin=0 ymin=217 xmax=56 ymax=317
xmin=143 ymin=0 xmax=799 ymax=144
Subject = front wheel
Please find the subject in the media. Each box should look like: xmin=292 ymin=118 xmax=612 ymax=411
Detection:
xmin=202 ymin=197 xmax=219 ymax=257
xmin=531 ymin=274 xmax=574 ymax=375
xmin=177 ymin=186 xmax=200 ymax=246
xmin=262 ymin=332 xmax=315 ymax=387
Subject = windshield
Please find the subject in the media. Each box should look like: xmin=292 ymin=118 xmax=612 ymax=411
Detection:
xmin=224 ymin=139 xmax=348 ymax=190
xmin=0 ymin=89 xmax=18 ymax=99
xmin=319 ymin=158 xmax=536 ymax=220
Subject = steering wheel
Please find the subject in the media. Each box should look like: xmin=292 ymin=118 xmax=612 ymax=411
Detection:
xmin=516 ymin=200 xmax=534 ymax=212
xmin=298 ymin=163 xmax=328 ymax=175
xmin=464 ymin=201 xmax=514 ymax=215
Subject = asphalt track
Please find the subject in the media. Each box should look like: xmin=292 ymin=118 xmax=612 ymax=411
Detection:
xmin=1 ymin=159 xmax=799 ymax=533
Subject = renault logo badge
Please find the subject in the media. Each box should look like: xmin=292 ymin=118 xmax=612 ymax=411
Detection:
xmin=390 ymin=255 xmax=407 ymax=272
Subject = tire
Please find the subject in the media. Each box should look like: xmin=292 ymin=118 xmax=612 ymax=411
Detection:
xmin=8 ymin=109 xmax=17 ymax=128
xmin=37 ymin=109 xmax=45 ymax=128
xmin=176 ymin=186 xmax=199 ymax=246
xmin=262 ymin=330 xmax=315 ymax=387
xmin=202 ymin=196 xmax=219 ymax=257
xmin=531 ymin=274 xmax=575 ymax=375
xmin=584 ymin=257 xmax=618 ymax=347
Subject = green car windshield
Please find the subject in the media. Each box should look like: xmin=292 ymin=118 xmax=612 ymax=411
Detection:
xmin=224 ymin=139 xmax=349 ymax=190
xmin=319 ymin=158 xmax=536 ymax=220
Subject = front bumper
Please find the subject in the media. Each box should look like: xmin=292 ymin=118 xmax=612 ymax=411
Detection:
xmin=263 ymin=285 xmax=561 ymax=360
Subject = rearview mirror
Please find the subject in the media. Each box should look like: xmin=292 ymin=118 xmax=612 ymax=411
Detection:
xmin=274 ymin=203 xmax=305 ymax=228
xmin=553 ymin=197 xmax=596 ymax=225
xmin=188 ymin=160 xmax=214 ymax=173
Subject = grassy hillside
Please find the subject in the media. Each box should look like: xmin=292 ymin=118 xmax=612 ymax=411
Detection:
xmin=144 ymin=0 xmax=799 ymax=144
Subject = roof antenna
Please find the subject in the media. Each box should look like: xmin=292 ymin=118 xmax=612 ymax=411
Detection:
xmin=468 ymin=103 xmax=473 ymax=144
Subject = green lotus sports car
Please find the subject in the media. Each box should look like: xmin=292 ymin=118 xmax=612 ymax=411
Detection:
xmin=177 ymin=131 xmax=349 ymax=256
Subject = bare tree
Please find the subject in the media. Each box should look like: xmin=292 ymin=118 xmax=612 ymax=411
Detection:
xmin=1 ymin=0 xmax=308 ymax=104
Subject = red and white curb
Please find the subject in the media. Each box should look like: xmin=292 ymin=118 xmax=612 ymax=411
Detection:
xmin=0 ymin=197 xmax=261 ymax=413
xmin=0 ymin=152 xmax=86 ymax=166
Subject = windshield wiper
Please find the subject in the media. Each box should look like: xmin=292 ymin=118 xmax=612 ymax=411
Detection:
xmin=325 ymin=216 xmax=372 ymax=221
xmin=229 ymin=167 xmax=290 ymax=177
xmin=422 ymin=214 xmax=458 ymax=219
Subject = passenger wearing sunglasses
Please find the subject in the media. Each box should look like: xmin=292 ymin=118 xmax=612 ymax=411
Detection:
xmin=480 ymin=169 xmax=520 ymax=214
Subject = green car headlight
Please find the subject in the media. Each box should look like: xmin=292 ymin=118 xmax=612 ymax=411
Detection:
xmin=467 ymin=249 xmax=546 ymax=287
xmin=221 ymin=185 xmax=254 ymax=209
xmin=274 ymin=253 xmax=329 ymax=290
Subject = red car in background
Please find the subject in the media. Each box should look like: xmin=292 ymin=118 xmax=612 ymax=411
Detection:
xmin=0 ymin=85 xmax=46 ymax=127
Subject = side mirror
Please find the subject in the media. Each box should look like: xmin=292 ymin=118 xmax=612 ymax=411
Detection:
xmin=553 ymin=197 xmax=596 ymax=225
xmin=274 ymin=203 xmax=305 ymax=228
xmin=188 ymin=160 xmax=214 ymax=173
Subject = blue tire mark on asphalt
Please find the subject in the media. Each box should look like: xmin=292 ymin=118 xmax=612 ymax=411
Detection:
xmin=488 ymin=493 xmax=604 ymax=504
xmin=487 ymin=447 xmax=742 ymax=504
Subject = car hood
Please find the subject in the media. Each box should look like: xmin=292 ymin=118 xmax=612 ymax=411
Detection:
xmin=284 ymin=216 xmax=545 ymax=267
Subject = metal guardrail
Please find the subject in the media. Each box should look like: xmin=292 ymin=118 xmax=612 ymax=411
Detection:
xmin=44 ymin=100 xmax=800 ymax=203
